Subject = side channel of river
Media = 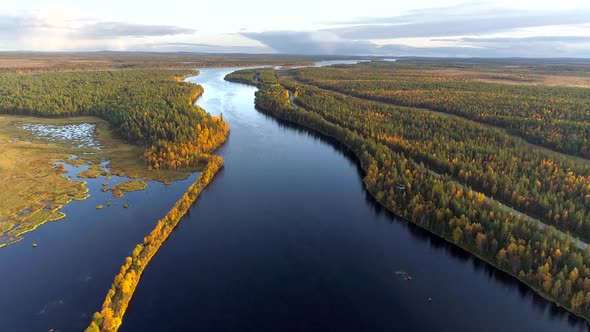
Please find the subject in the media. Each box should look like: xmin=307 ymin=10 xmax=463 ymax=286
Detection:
xmin=0 ymin=158 xmax=199 ymax=331
xmin=120 ymin=66 xmax=590 ymax=332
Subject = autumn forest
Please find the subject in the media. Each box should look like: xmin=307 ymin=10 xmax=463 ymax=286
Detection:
xmin=3 ymin=54 xmax=590 ymax=332
xmin=226 ymin=61 xmax=590 ymax=322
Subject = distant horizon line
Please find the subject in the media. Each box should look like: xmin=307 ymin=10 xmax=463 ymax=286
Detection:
xmin=1 ymin=50 xmax=590 ymax=61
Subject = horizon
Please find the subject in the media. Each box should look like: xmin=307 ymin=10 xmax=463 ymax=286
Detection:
xmin=1 ymin=51 xmax=590 ymax=60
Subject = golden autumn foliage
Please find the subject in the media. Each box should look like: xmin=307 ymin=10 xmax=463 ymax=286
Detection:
xmin=143 ymin=116 xmax=229 ymax=169
xmin=227 ymin=67 xmax=590 ymax=323
xmin=86 ymin=155 xmax=224 ymax=332
xmin=0 ymin=69 xmax=230 ymax=172
xmin=271 ymin=70 xmax=590 ymax=244
xmin=295 ymin=63 xmax=590 ymax=158
xmin=83 ymin=66 xmax=230 ymax=332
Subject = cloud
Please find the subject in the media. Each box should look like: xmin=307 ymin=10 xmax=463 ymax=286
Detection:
xmin=138 ymin=42 xmax=272 ymax=53
xmin=242 ymin=30 xmax=590 ymax=58
xmin=0 ymin=11 xmax=195 ymax=48
xmin=0 ymin=14 xmax=50 ymax=32
xmin=76 ymin=22 xmax=194 ymax=39
xmin=241 ymin=31 xmax=376 ymax=55
xmin=326 ymin=7 xmax=590 ymax=39
xmin=435 ymin=36 xmax=590 ymax=43
xmin=1 ymin=3 xmax=589 ymax=57
xmin=242 ymin=4 xmax=590 ymax=57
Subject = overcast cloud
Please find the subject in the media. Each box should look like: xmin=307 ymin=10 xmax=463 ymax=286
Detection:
xmin=0 ymin=1 xmax=589 ymax=57
xmin=241 ymin=5 xmax=590 ymax=57
xmin=0 ymin=13 xmax=194 ymax=39
xmin=327 ymin=8 xmax=590 ymax=39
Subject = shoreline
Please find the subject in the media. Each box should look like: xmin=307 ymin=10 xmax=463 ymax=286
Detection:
xmin=85 ymin=155 xmax=225 ymax=332
xmin=226 ymin=75 xmax=590 ymax=326
xmin=85 ymin=72 xmax=229 ymax=332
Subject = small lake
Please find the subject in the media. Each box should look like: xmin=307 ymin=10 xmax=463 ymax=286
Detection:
xmin=118 ymin=66 xmax=590 ymax=332
xmin=18 ymin=123 xmax=101 ymax=149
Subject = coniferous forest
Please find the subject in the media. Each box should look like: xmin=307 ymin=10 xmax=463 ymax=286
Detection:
xmin=226 ymin=63 xmax=590 ymax=322
xmin=0 ymin=70 xmax=228 ymax=169
xmin=4 ymin=55 xmax=590 ymax=331
xmin=0 ymin=67 xmax=229 ymax=331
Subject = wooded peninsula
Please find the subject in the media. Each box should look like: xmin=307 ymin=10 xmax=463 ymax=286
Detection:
xmin=0 ymin=59 xmax=229 ymax=330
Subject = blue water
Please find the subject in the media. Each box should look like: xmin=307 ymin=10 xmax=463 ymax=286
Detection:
xmin=119 ymin=68 xmax=590 ymax=332
xmin=0 ymin=159 xmax=198 ymax=331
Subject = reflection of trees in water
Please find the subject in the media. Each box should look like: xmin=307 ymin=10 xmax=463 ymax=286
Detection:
xmin=259 ymin=105 xmax=590 ymax=331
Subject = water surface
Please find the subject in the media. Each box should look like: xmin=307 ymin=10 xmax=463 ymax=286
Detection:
xmin=0 ymin=158 xmax=198 ymax=331
xmin=121 ymin=67 xmax=590 ymax=332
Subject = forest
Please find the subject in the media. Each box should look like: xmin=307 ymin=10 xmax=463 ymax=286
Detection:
xmin=0 ymin=70 xmax=229 ymax=169
xmin=0 ymin=52 xmax=321 ymax=74
xmin=0 ymin=68 xmax=230 ymax=331
xmin=227 ymin=68 xmax=590 ymax=243
xmin=292 ymin=62 xmax=590 ymax=158
xmin=226 ymin=66 xmax=590 ymax=322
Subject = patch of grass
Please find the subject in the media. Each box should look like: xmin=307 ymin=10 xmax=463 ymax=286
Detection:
xmin=0 ymin=207 xmax=66 ymax=248
xmin=78 ymin=165 xmax=110 ymax=179
xmin=115 ymin=181 xmax=147 ymax=192
xmin=0 ymin=115 xmax=190 ymax=248
xmin=111 ymin=188 xmax=123 ymax=198
xmin=53 ymin=194 xmax=73 ymax=204
xmin=0 ymin=117 xmax=91 ymax=247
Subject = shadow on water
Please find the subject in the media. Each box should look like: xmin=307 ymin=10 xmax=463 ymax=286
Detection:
xmin=257 ymin=105 xmax=590 ymax=331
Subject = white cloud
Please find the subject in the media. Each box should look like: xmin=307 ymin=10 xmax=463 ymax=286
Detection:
xmin=242 ymin=4 xmax=590 ymax=57
xmin=0 ymin=2 xmax=589 ymax=56
xmin=0 ymin=9 xmax=196 ymax=51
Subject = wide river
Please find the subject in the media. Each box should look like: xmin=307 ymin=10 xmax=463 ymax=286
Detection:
xmin=1 ymin=62 xmax=588 ymax=331
xmin=120 ymin=66 xmax=589 ymax=332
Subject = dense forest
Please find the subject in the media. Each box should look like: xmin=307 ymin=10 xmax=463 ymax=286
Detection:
xmin=0 ymin=66 xmax=231 ymax=331
xmin=292 ymin=62 xmax=590 ymax=158
xmin=226 ymin=67 xmax=590 ymax=322
xmin=0 ymin=70 xmax=228 ymax=169
xmin=228 ymin=68 xmax=590 ymax=243
xmin=0 ymin=52 xmax=322 ymax=74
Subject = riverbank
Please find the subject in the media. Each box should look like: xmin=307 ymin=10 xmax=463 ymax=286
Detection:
xmin=85 ymin=155 xmax=224 ymax=332
xmin=85 ymin=71 xmax=230 ymax=331
xmin=226 ymin=74 xmax=590 ymax=325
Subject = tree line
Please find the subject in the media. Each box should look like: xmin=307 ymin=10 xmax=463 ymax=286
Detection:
xmin=86 ymin=155 xmax=224 ymax=332
xmin=0 ymin=70 xmax=229 ymax=169
xmin=293 ymin=63 xmax=590 ymax=158
xmin=227 ymin=68 xmax=590 ymax=244
xmin=226 ymin=67 xmax=590 ymax=322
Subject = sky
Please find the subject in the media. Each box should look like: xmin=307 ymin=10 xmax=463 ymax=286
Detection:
xmin=1 ymin=0 xmax=589 ymax=57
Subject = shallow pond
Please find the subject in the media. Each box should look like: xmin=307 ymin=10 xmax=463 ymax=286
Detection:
xmin=19 ymin=122 xmax=101 ymax=149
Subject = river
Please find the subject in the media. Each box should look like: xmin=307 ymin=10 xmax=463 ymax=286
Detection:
xmin=118 ymin=66 xmax=590 ymax=332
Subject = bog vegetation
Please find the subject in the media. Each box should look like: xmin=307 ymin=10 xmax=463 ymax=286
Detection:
xmin=86 ymin=156 xmax=223 ymax=332
xmin=0 ymin=70 xmax=228 ymax=169
xmin=0 ymin=66 xmax=229 ymax=330
xmin=226 ymin=64 xmax=590 ymax=322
